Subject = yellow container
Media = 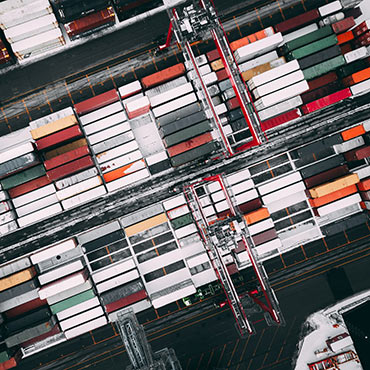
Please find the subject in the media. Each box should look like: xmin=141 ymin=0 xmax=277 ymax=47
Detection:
xmin=0 ymin=267 xmax=35 ymax=292
xmin=309 ymin=173 xmax=360 ymax=198
xmin=210 ymin=59 xmax=224 ymax=71
xmin=30 ymin=115 xmax=78 ymax=140
xmin=125 ymin=213 xmax=167 ymax=237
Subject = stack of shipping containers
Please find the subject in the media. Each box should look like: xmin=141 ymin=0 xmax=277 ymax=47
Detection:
xmin=0 ymin=0 xmax=65 ymax=60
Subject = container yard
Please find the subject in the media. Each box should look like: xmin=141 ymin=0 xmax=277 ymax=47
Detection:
xmin=0 ymin=0 xmax=370 ymax=369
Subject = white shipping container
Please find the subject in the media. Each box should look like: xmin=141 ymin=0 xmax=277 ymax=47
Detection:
xmin=100 ymin=152 xmax=143 ymax=174
xmin=39 ymin=270 xmax=88 ymax=300
xmin=12 ymin=28 xmax=65 ymax=59
xmin=255 ymin=238 xmax=281 ymax=257
xmin=92 ymin=258 xmax=136 ymax=284
xmin=278 ymin=220 xmax=316 ymax=240
xmin=46 ymin=280 xmax=92 ymax=305
xmin=31 ymin=239 xmax=77 ymax=265
xmin=163 ymin=194 xmax=186 ymax=211
xmin=145 ymin=151 xmax=168 ymax=166
xmin=317 ymin=203 xmax=361 ymax=226
xmin=282 ymin=24 xmax=319 ymax=44
xmin=235 ymin=189 xmax=259 ymax=205
xmin=125 ymin=96 xmax=150 ymax=114
xmin=248 ymin=218 xmax=275 ymax=235
xmin=234 ymin=33 xmax=283 ymax=63
xmin=254 ymin=80 xmax=309 ymax=110
xmin=15 ymin=194 xmax=59 ymax=218
xmin=333 ymin=136 xmax=365 ymax=154
xmin=210 ymin=190 xmax=226 ymax=203
xmin=4 ymin=13 xmax=58 ymax=43
xmin=29 ymin=107 xmax=74 ymax=130
xmin=84 ymin=111 xmax=127 ymax=136
xmin=167 ymin=204 xmax=190 ymax=220
xmin=79 ymin=102 xmax=123 ymax=126
xmin=215 ymin=103 xmax=227 ymax=115
xmin=121 ymin=92 xmax=144 ymax=106
xmin=281 ymin=226 xmax=321 ymax=250
xmin=0 ymin=210 xmax=16 ymax=225
xmin=258 ymin=96 xmax=303 ymax=121
xmin=186 ymin=252 xmax=209 ymax=269
xmin=225 ymin=167 xmax=251 ymax=185
xmin=96 ymin=141 xmax=138 ymax=164
xmin=258 ymin=172 xmax=302 ymax=196
xmin=0 ymin=220 xmax=18 ymax=236
xmin=88 ymin=122 xmax=131 ymax=145
xmin=118 ymin=80 xmax=142 ymax=99
xmin=12 ymin=183 xmax=56 ymax=208
xmin=0 ymin=142 xmax=34 ymax=165
xmin=64 ymin=316 xmax=107 ymax=340
xmin=149 ymin=83 xmax=193 ymax=107
xmin=106 ymin=168 xmax=150 ymax=192
xmin=344 ymin=47 xmax=368 ymax=64
xmin=262 ymin=182 xmax=306 ymax=204
xmin=353 ymin=165 xmax=370 ymax=180
xmin=267 ymin=191 xmax=307 ymax=214
xmin=96 ymin=269 xmax=140 ymax=294
xmin=61 ymin=185 xmax=107 ymax=210
xmin=0 ymin=0 xmax=39 ymax=13
xmin=0 ymin=256 xmax=30 ymax=278
xmin=350 ymin=78 xmax=370 ymax=96
xmin=0 ymin=201 xmax=11 ymax=214
xmin=38 ymin=260 xmax=84 ymax=286
xmin=17 ymin=203 xmax=62 ymax=228
xmin=253 ymin=70 xmax=304 ymax=99
xmin=0 ymin=191 xmax=8 ymax=201
xmin=0 ymin=289 xmax=39 ymax=312
xmin=60 ymin=306 xmax=104 ymax=331
xmin=318 ymin=1 xmax=342 ymax=16
xmin=202 ymin=72 xmax=218 ymax=86
xmin=146 ymin=77 xmax=188 ymax=98
xmin=57 ymin=297 xmax=100 ymax=321
xmin=238 ymin=51 xmax=278 ymax=73
xmin=248 ymin=60 xmax=300 ymax=90
xmin=55 ymin=167 xmax=99 ymax=190
xmin=56 ymin=176 xmax=102 ymax=201
xmin=174 ymin=224 xmax=197 ymax=239
xmin=316 ymin=193 xmax=361 ymax=216
xmin=152 ymin=93 xmax=197 ymax=118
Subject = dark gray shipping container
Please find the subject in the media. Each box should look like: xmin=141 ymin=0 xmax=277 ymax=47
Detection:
xmin=296 ymin=133 xmax=343 ymax=158
xmin=227 ymin=108 xmax=244 ymax=122
xmin=298 ymin=45 xmax=341 ymax=70
xmin=156 ymin=102 xmax=202 ymax=127
xmin=0 ymin=153 xmax=40 ymax=179
xmin=322 ymin=213 xmax=368 ymax=236
xmin=0 ymin=290 xmax=39 ymax=313
xmin=300 ymin=154 xmax=345 ymax=178
xmin=170 ymin=141 xmax=218 ymax=167
xmin=0 ymin=279 xmax=38 ymax=302
xmin=148 ymin=159 xmax=172 ymax=175
xmin=218 ymin=79 xmax=232 ymax=92
xmin=100 ymin=279 xmax=144 ymax=305
xmin=83 ymin=230 xmax=125 ymax=253
xmin=92 ymin=131 xmax=135 ymax=154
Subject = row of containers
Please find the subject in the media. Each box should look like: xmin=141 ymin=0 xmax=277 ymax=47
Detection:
xmin=0 ymin=0 xmax=162 ymax=63
xmin=0 ymin=116 xmax=370 ymax=366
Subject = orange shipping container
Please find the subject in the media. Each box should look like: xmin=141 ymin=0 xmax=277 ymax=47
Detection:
xmin=308 ymin=173 xmax=360 ymax=198
xmin=243 ymin=207 xmax=270 ymax=225
xmin=0 ymin=267 xmax=35 ymax=292
xmin=230 ymin=36 xmax=250 ymax=52
xmin=167 ymin=132 xmax=213 ymax=157
xmin=242 ymin=62 xmax=274 ymax=81
xmin=230 ymin=28 xmax=273 ymax=51
xmin=358 ymin=178 xmax=370 ymax=191
xmin=103 ymin=160 xmax=146 ymax=183
xmin=30 ymin=115 xmax=78 ymax=140
xmin=337 ymin=30 xmax=354 ymax=45
xmin=125 ymin=213 xmax=167 ymax=237
xmin=141 ymin=63 xmax=185 ymax=89
xmin=210 ymin=59 xmax=224 ymax=71
xmin=341 ymin=124 xmax=365 ymax=141
xmin=309 ymin=184 xmax=357 ymax=208
xmin=343 ymin=67 xmax=370 ymax=86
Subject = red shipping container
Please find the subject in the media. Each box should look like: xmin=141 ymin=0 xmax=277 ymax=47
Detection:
xmin=46 ymin=156 xmax=94 ymax=181
xmin=141 ymin=63 xmax=185 ymax=89
xmin=21 ymin=324 xmax=60 ymax=347
xmin=301 ymin=81 xmax=341 ymax=105
xmin=337 ymin=30 xmax=354 ymax=45
xmin=344 ymin=145 xmax=370 ymax=161
xmin=301 ymin=88 xmax=352 ymax=114
xmin=340 ymin=43 xmax=353 ymax=55
xmin=65 ymin=7 xmax=115 ymax=39
xmin=353 ymin=20 xmax=370 ymax=37
xmin=260 ymin=109 xmax=301 ymax=131
xmin=226 ymin=97 xmax=240 ymax=110
xmin=358 ymin=178 xmax=370 ymax=191
xmin=252 ymin=228 xmax=277 ymax=246
xmin=216 ymin=69 xmax=228 ymax=81
xmin=4 ymin=298 xmax=47 ymax=319
xmin=0 ymin=357 xmax=17 ymax=370
xmin=331 ymin=16 xmax=355 ymax=34
xmin=35 ymin=125 xmax=83 ymax=150
xmin=8 ymin=175 xmax=51 ymax=198
xmin=226 ymin=263 xmax=238 ymax=275
xmin=239 ymin=198 xmax=262 ymax=214
xmin=207 ymin=49 xmax=220 ymax=62
xmin=44 ymin=146 xmax=90 ymax=170
xmin=74 ymin=89 xmax=119 ymax=115
xmin=105 ymin=290 xmax=148 ymax=313
xmin=167 ymin=132 xmax=213 ymax=157
xmin=307 ymin=72 xmax=338 ymax=91
xmin=275 ymin=9 xmax=320 ymax=34
xmin=304 ymin=165 xmax=349 ymax=188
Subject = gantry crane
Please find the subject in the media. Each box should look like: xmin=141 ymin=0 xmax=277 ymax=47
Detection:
xmin=159 ymin=0 xmax=265 ymax=157
xmin=183 ymin=174 xmax=284 ymax=336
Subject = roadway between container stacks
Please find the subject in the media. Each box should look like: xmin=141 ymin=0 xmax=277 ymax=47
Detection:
xmin=15 ymin=231 xmax=370 ymax=370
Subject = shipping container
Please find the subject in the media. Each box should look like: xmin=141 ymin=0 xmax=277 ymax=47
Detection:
xmin=38 ymin=260 xmax=84 ymax=286
xmin=60 ymin=306 xmax=104 ymax=331
xmin=275 ymin=9 xmax=320 ymax=34
xmin=0 ymin=278 xmax=38 ymax=302
xmin=300 ymin=155 xmax=345 ymax=179
xmin=262 ymin=182 xmax=306 ymax=205
xmin=56 ymin=176 xmax=102 ymax=201
xmin=156 ymin=102 xmax=202 ymax=127
xmin=298 ymin=45 xmax=341 ymax=70
xmin=17 ymin=203 xmax=63 ymax=228
xmin=56 ymin=296 xmax=99 ymax=321
xmin=343 ymin=67 xmax=370 ymax=87
xmin=44 ymin=138 xmax=88 ymax=160
xmin=258 ymin=96 xmax=302 ymax=121
xmin=309 ymin=184 xmax=357 ymax=208
xmin=258 ymin=172 xmax=302 ymax=196
xmin=55 ymin=167 xmax=98 ymax=190
xmin=35 ymin=125 xmax=83 ymax=150
xmin=241 ymin=57 xmax=286 ymax=82
xmin=304 ymin=164 xmax=349 ymax=188
xmin=318 ymin=1 xmax=342 ymax=17
xmin=0 ymin=257 xmax=31 ymax=279
xmin=88 ymin=122 xmax=131 ymax=145
xmin=153 ymin=93 xmax=198 ymax=118
xmin=141 ymin=64 xmax=185 ymax=89
xmin=37 ymin=247 xmax=83 ymax=274
xmin=1 ymin=165 xmax=46 ymax=190
xmin=315 ymin=193 xmax=361 ymax=216
xmin=79 ymin=102 xmax=123 ymax=126
xmin=96 ymin=269 xmax=139 ymax=294
xmin=309 ymin=173 xmax=359 ymax=198
xmin=332 ymin=16 xmax=355 ymax=34
xmin=302 ymin=55 xmax=346 ymax=80
xmin=334 ymin=136 xmax=365 ymax=154
xmin=74 ymin=90 xmax=119 ymax=116
xmin=29 ymin=107 xmax=74 ymax=130
xmin=337 ymin=30 xmax=354 ymax=45
xmin=166 ymin=133 xmax=213 ymax=157
xmin=353 ymin=20 xmax=370 ymax=37
xmin=345 ymin=146 xmax=370 ymax=161
xmin=0 ymin=289 xmax=39 ymax=313
xmin=301 ymin=80 xmax=342 ymax=105
xmin=46 ymin=280 xmax=92 ymax=306
xmin=0 ymin=267 xmax=35 ymax=292
xmin=350 ymin=77 xmax=370 ymax=96
xmin=282 ymin=23 xmax=319 ymax=44
xmin=149 ymin=83 xmax=193 ymax=108
xmin=341 ymin=124 xmax=365 ymax=141
xmin=100 ymin=150 xmax=143 ymax=174
xmin=229 ymin=27 xmax=274 ymax=51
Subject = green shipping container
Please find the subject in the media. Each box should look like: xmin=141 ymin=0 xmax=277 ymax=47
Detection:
xmin=170 ymin=141 xmax=218 ymax=167
xmin=0 ymin=164 xmax=46 ymax=190
xmin=164 ymin=121 xmax=211 ymax=148
xmin=0 ymin=350 xmax=10 ymax=363
xmin=171 ymin=213 xmax=193 ymax=229
xmin=283 ymin=26 xmax=333 ymax=52
xmin=50 ymin=289 xmax=95 ymax=315
xmin=303 ymin=55 xmax=345 ymax=80
xmin=287 ymin=34 xmax=338 ymax=61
